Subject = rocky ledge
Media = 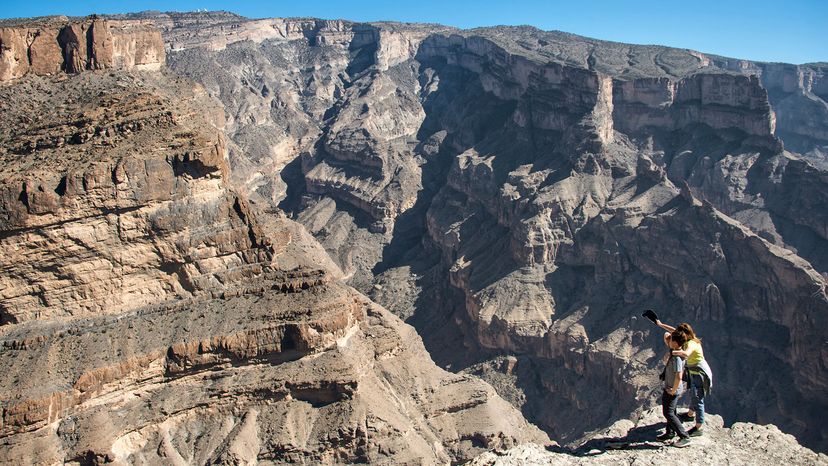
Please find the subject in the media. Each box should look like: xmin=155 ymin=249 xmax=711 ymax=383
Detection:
xmin=471 ymin=407 xmax=827 ymax=465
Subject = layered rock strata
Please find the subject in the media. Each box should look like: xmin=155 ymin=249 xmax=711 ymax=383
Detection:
xmin=0 ymin=57 xmax=548 ymax=463
xmin=0 ymin=284 xmax=547 ymax=464
xmin=0 ymin=16 xmax=164 ymax=82
xmin=0 ymin=71 xmax=262 ymax=323
xmin=711 ymin=59 xmax=828 ymax=164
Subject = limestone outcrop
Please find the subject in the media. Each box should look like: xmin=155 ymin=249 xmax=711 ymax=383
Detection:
xmin=613 ymin=72 xmax=776 ymax=137
xmin=0 ymin=16 xmax=164 ymax=82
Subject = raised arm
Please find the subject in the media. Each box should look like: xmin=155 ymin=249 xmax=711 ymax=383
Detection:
xmin=656 ymin=320 xmax=676 ymax=333
xmin=663 ymin=331 xmax=673 ymax=348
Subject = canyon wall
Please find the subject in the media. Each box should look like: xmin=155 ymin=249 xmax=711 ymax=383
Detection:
xmin=0 ymin=71 xmax=266 ymax=323
xmin=0 ymin=17 xmax=164 ymax=82
xmin=709 ymin=57 xmax=828 ymax=163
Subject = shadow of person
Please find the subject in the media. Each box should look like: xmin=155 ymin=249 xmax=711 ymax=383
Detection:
xmin=545 ymin=422 xmax=667 ymax=456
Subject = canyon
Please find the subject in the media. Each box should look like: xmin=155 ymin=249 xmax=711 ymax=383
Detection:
xmin=0 ymin=11 xmax=827 ymax=464
xmin=0 ymin=16 xmax=545 ymax=464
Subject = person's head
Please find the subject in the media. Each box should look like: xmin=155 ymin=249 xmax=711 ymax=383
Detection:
xmin=670 ymin=329 xmax=687 ymax=349
xmin=677 ymin=323 xmax=700 ymax=342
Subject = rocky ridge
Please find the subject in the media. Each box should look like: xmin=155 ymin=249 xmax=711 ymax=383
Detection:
xmin=152 ymin=12 xmax=828 ymax=452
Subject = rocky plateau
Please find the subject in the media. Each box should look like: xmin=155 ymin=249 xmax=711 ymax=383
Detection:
xmin=0 ymin=10 xmax=827 ymax=465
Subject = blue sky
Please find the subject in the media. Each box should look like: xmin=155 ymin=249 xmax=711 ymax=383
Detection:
xmin=1 ymin=1 xmax=825 ymax=64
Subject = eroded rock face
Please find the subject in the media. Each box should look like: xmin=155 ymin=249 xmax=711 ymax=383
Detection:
xmin=711 ymin=59 xmax=828 ymax=166
xmin=0 ymin=17 xmax=164 ymax=82
xmin=144 ymin=12 xmax=828 ymax=453
xmin=0 ymin=45 xmax=549 ymax=463
xmin=0 ymin=285 xmax=547 ymax=464
xmin=0 ymin=72 xmax=265 ymax=323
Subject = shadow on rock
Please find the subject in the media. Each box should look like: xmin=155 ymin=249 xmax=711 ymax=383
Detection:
xmin=547 ymin=422 xmax=667 ymax=456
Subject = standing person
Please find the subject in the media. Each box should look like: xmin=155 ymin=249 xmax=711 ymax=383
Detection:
xmin=651 ymin=317 xmax=713 ymax=437
xmin=658 ymin=331 xmax=692 ymax=447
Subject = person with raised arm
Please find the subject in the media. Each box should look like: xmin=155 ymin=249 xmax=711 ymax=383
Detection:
xmin=657 ymin=331 xmax=692 ymax=447
xmin=643 ymin=310 xmax=713 ymax=437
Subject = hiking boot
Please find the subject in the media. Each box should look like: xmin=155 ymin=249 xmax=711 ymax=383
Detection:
xmin=688 ymin=426 xmax=704 ymax=437
xmin=680 ymin=411 xmax=695 ymax=421
xmin=656 ymin=432 xmax=676 ymax=442
xmin=673 ymin=437 xmax=692 ymax=448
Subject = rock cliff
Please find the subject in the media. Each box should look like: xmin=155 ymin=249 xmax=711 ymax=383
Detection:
xmin=148 ymin=12 xmax=828 ymax=453
xmin=0 ymin=71 xmax=259 ymax=323
xmin=0 ymin=40 xmax=548 ymax=463
xmin=710 ymin=58 xmax=828 ymax=165
xmin=0 ymin=16 xmax=164 ymax=82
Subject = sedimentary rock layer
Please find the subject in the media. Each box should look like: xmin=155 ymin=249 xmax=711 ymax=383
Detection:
xmin=0 ymin=71 xmax=270 ymax=323
xmin=0 ymin=283 xmax=547 ymax=464
xmin=0 ymin=17 xmax=164 ymax=82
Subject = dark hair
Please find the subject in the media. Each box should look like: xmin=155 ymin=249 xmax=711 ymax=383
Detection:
xmin=670 ymin=329 xmax=688 ymax=347
xmin=677 ymin=323 xmax=701 ymax=343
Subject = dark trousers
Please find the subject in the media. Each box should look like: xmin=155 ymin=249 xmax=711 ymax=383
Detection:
xmin=662 ymin=390 xmax=689 ymax=438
